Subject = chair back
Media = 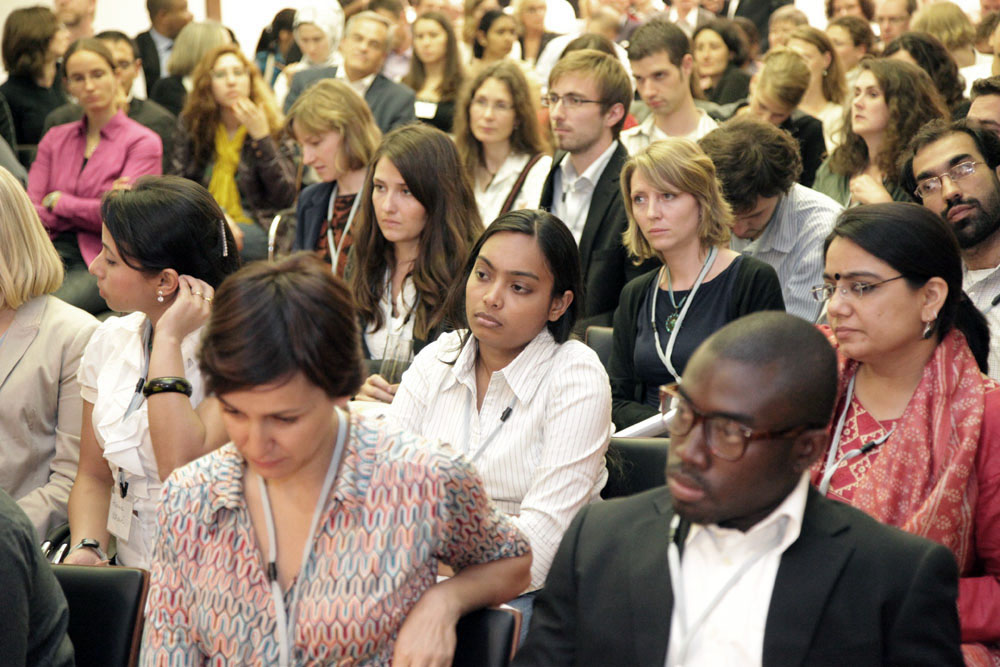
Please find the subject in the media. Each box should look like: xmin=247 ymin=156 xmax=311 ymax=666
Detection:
xmin=452 ymin=606 xmax=522 ymax=667
xmin=584 ymin=326 xmax=613 ymax=370
xmin=51 ymin=564 xmax=149 ymax=667
xmin=602 ymin=437 xmax=670 ymax=499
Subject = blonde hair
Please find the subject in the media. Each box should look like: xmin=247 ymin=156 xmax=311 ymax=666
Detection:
xmin=167 ymin=21 xmax=229 ymax=77
xmin=757 ymin=48 xmax=810 ymax=109
xmin=620 ymin=139 xmax=732 ymax=263
xmin=286 ymin=79 xmax=381 ymax=172
xmin=912 ymin=1 xmax=975 ymax=51
xmin=0 ymin=167 xmax=63 ymax=309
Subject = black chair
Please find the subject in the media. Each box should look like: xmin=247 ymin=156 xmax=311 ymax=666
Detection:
xmin=584 ymin=326 xmax=613 ymax=370
xmin=51 ymin=564 xmax=149 ymax=667
xmin=602 ymin=437 xmax=670 ymax=499
xmin=452 ymin=606 xmax=522 ymax=667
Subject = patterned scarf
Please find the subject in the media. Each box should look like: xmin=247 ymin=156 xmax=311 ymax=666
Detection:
xmin=208 ymin=123 xmax=250 ymax=224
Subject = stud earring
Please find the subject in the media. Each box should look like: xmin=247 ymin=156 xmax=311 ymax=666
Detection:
xmin=922 ymin=319 xmax=935 ymax=339
xmin=157 ymin=290 xmax=164 ymax=303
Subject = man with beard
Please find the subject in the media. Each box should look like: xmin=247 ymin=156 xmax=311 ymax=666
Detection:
xmin=902 ymin=119 xmax=1000 ymax=379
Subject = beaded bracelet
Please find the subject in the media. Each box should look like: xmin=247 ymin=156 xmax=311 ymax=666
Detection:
xmin=143 ymin=377 xmax=193 ymax=398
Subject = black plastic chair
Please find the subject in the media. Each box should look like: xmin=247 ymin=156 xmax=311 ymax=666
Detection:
xmin=602 ymin=437 xmax=670 ymax=499
xmin=51 ymin=564 xmax=149 ymax=667
xmin=584 ymin=326 xmax=613 ymax=371
xmin=452 ymin=606 xmax=522 ymax=667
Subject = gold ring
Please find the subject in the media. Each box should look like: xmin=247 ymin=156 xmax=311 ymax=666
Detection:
xmin=203 ymin=296 xmax=213 ymax=303
xmin=192 ymin=291 xmax=203 ymax=297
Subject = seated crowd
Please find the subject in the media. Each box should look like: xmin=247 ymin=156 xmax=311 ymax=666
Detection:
xmin=6 ymin=0 xmax=1000 ymax=663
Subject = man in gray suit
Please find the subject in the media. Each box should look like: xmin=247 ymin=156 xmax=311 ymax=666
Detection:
xmin=284 ymin=11 xmax=415 ymax=133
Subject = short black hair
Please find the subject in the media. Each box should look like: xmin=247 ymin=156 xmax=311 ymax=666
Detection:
xmin=95 ymin=30 xmax=140 ymax=59
xmin=627 ymin=18 xmax=690 ymax=67
xmin=899 ymin=118 xmax=1000 ymax=199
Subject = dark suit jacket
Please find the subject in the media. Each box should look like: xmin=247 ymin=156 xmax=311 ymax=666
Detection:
xmin=135 ymin=30 xmax=161 ymax=93
xmin=725 ymin=0 xmax=794 ymax=51
xmin=149 ymin=75 xmax=187 ymax=117
xmin=284 ymin=67 xmax=416 ymax=134
xmin=294 ymin=180 xmax=336 ymax=252
xmin=42 ymin=98 xmax=176 ymax=171
xmin=539 ymin=143 xmax=654 ymax=327
xmin=514 ymin=486 xmax=963 ymax=667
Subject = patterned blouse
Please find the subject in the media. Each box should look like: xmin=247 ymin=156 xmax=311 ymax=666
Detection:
xmin=139 ymin=410 xmax=529 ymax=665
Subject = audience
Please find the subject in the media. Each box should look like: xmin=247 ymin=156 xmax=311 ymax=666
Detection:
xmin=254 ymin=8 xmax=302 ymax=88
xmin=514 ymin=311 xmax=963 ymax=666
xmin=170 ymin=44 xmax=296 ymax=262
xmin=454 ymin=61 xmax=551 ymax=224
xmin=813 ymin=58 xmax=948 ymax=207
xmin=883 ymin=32 xmax=969 ymax=120
xmin=693 ymin=19 xmax=751 ymax=105
xmin=287 ymin=79 xmax=380 ymax=274
xmin=139 ymin=253 xmax=531 ymax=664
xmin=813 ymin=203 xmax=999 ymax=663
xmin=135 ymin=0 xmax=193 ymax=93
xmin=0 ymin=7 xmax=71 ymax=166
xmin=28 ymin=38 xmax=163 ymax=315
xmin=700 ymin=117 xmax=841 ymax=322
xmin=608 ymin=138 xmax=784 ymax=430
xmin=0 ymin=166 xmax=98 ymax=539
xmin=149 ymin=21 xmax=231 ymax=117
xmin=825 ymin=16 xmax=875 ymax=94
xmin=272 ymin=3 xmax=344 ymax=110
xmin=969 ymin=75 xmax=1000 ymax=134
xmin=64 ymin=176 xmax=238 ymax=570
xmin=473 ymin=10 xmax=520 ymax=66
xmin=787 ymin=26 xmax=849 ymax=153
xmin=402 ymin=11 xmax=465 ymax=133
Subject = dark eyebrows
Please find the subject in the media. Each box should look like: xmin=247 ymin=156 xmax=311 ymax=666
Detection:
xmin=820 ymin=270 xmax=883 ymax=281
xmin=914 ymin=153 xmax=977 ymax=182
xmin=475 ymin=255 xmax=541 ymax=281
xmin=675 ymin=384 xmax=755 ymax=425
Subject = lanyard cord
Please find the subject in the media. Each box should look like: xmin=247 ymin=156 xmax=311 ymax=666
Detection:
xmin=123 ymin=318 xmax=153 ymax=420
xmin=325 ymin=184 xmax=362 ymax=275
xmin=258 ymin=407 xmax=349 ymax=667
xmin=651 ymin=247 xmax=718 ymax=382
xmin=818 ymin=374 xmax=894 ymax=495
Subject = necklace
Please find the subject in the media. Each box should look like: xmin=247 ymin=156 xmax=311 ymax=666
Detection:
xmin=663 ymin=265 xmax=689 ymax=334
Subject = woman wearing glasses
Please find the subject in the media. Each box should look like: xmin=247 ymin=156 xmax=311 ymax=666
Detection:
xmin=811 ymin=203 xmax=1000 ymax=664
xmin=453 ymin=61 xmax=551 ymax=224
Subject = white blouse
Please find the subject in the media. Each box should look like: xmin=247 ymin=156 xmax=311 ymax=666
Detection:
xmin=78 ymin=312 xmax=205 ymax=568
xmin=363 ymin=270 xmax=417 ymax=359
xmin=474 ymin=152 xmax=553 ymax=225
xmin=388 ymin=328 xmax=613 ymax=589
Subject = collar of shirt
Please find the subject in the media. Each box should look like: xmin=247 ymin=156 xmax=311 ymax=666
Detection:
xmin=684 ymin=472 xmax=809 ymax=558
xmin=442 ymin=327 xmax=560 ymax=405
xmin=735 ymin=191 xmax=793 ymax=255
xmin=336 ymin=66 xmax=377 ymax=97
xmin=559 ymin=139 xmax=619 ymax=197
xmin=963 ymin=261 xmax=1000 ymax=291
xmin=149 ymin=27 xmax=173 ymax=59
xmin=72 ymin=109 xmax=129 ymax=141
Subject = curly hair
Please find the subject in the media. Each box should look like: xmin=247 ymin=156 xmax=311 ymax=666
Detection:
xmin=180 ymin=44 xmax=284 ymax=174
xmin=883 ymin=32 xmax=965 ymax=114
xmin=453 ymin=60 xmax=548 ymax=180
xmin=828 ymin=57 xmax=948 ymax=183
xmin=402 ymin=12 xmax=465 ymax=104
xmin=350 ymin=124 xmax=483 ymax=340
xmin=2 ymin=6 xmax=60 ymax=80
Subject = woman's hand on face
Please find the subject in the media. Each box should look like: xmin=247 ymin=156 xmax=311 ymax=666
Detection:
xmin=233 ymin=98 xmax=270 ymax=140
xmin=62 ymin=547 xmax=109 ymax=566
xmin=155 ymin=276 xmax=214 ymax=343
xmin=849 ymin=173 xmax=894 ymax=205
xmin=355 ymin=374 xmax=398 ymax=403
xmin=392 ymin=585 xmax=460 ymax=667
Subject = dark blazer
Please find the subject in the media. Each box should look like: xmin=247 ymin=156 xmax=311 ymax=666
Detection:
xmin=294 ymin=180 xmax=336 ymax=252
xmin=514 ymin=485 xmax=963 ymax=667
xmin=284 ymin=67 xmax=416 ymax=134
xmin=135 ymin=30 xmax=161 ymax=92
xmin=539 ymin=143 xmax=654 ymax=327
xmin=42 ymin=98 xmax=176 ymax=171
xmin=149 ymin=75 xmax=187 ymax=117
xmin=706 ymin=64 xmax=751 ymax=106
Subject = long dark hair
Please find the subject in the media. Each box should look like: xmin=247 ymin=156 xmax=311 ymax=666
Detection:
xmin=445 ymin=209 xmax=583 ymax=343
xmin=402 ymin=12 xmax=464 ymax=104
xmin=882 ymin=32 xmax=965 ymax=114
xmin=824 ymin=202 xmax=989 ymax=373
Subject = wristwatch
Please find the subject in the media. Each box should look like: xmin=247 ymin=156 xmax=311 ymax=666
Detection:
xmin=69 ymin=538 xmax=108 ymax=561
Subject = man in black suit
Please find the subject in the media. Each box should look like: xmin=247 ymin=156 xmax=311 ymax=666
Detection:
xmin=539 ymin=49 xmax=650 ymax=327
xmin=515 ymin=311 xmax=963 ymax=667
xmin=283 ymin=11 xmax=415 ymax=134
xmin=135 ymin=0 xmax=192 ymax=93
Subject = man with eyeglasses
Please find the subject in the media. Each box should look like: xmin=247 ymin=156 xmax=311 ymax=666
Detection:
xmin=875 ymin=0 xmax=914 ymax=44
xmin=514 ymin=311 xmax=962 ymax=667
xmin=901 ymin=118 xmax=1000 ymax=380
xmin=41 ymin=31 xmax=175 ymax=171
xmin=539 ymin=49 xmax=654 ymax=328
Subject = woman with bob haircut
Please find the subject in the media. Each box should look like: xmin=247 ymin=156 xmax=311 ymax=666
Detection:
xmin=286 ymin=79 xmax=381 ymax=274
xmin=139 ymin=253 xmax=531 ymax=665
xmin=609 ymin=138 xmax=785 ymax=430
xmin=0 ymin=166 xmax=98 ymax=539
xmin=402 ymin=11 xmax=465 ymax=133
xmin=787 ymin=26 xmax=848 ymax=153
xmin=150 ymin=21 xmax=231 ymax=117
xmin=64 ymin=176 xmax=239 ymax=569
xmin=170 ymin=44 xmax=297 ymax=262
xmin=389 ymin=210 xmax=612 ymax=608
xmin=812 ymin=203 xmax=1000 ymax=664
xmin=29 ymin=38 xmax=163 ymax=315
xmin=453 ymin=60 xmax=551 ymax=224
xmin=813 ymin=58 xmax=949 ymax=208
xmin=353 ymin=124 xmax=483 ymax=401
xmin=692 ymin=19 xmax=751 ymax=105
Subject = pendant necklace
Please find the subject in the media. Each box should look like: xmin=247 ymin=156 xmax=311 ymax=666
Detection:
xmin=664 ymin=265 xmax=688 ymax=334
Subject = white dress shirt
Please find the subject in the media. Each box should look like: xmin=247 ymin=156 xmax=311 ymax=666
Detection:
xmin=964 ymin=264 xmax=1000 ymax=381
xmin=475 ymin=152 xmax=553 ymax=224
xmin=621 ymin=111 xmax=718 ymax=156
xmin=551 ymin=141 xmax=619 ymax=244
xmin=363 ymin=271 xmax=417 ymax=359
xmin=666 ymin=474 xmax=810 ymax=667
xmin=149 ymin=28 xmax=173 ymax=79
xmin=388 ymin=328 xmax=613 ymax=589
xmin=335 ymin=66 xmax=377 ymax=99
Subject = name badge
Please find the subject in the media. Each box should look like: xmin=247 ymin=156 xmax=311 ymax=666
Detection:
xmin=415 ymin=100 xmax=438 ymax=119
xmin=108 ymin=490 xmax=133 ymax=542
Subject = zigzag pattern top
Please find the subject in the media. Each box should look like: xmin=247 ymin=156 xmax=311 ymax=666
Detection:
xmin=139 ymin=410 xmax=529 ymax=665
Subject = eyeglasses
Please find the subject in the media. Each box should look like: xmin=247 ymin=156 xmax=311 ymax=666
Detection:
xmin=114 ymin=60 xmax=135 ymax=71
xmin=914 ymin=160 xmax=982 ymax=199
xmin=659 ymin=384 xmax=814 ymax=462
xmin=541 ymin=92 xmax=602 ymax=109
xmin=211 ymin=67 xmax=249 ymax=81
xmin=471 ymin=97 xmax=514 ymax=113
xmin=810 ymin=275 xmax=904 ymax=302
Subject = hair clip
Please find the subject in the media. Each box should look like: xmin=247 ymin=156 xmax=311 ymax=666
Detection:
xmin=220 ymin=219 xmax=229 ymax=257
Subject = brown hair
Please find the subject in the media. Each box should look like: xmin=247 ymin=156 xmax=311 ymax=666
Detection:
xmin=789 ymin=26 xmax=847 ymax=105
xmin=2 ymin=6 xmax=60 ymax=80
xmin=912 ymin=1 xmax=975 ymax=51
xmin=402 ymin=12 xmax=465 ymax=104
xmin=285 ymin=79 xmax=381 ymax=173
xmin=549 ymin=49 xmax=632 ymax=138
xmin=756 ymin=48 xmax=810 ymax=110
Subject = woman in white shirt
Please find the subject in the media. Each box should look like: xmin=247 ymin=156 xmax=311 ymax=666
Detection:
xmin=63 ymin=176 xmax=239 ymax=568
xmin=454 ymin=61 xmax=551 ymax=225
xmin=351 ymin=124 xmax=482 ymax=401
xmin=389 ymin=209 xmax=613 ymax=603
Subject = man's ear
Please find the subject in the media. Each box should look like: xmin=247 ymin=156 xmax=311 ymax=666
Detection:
xmin=603 ymin=102 xmax=626 ymax=129
xmin=792 ymin=429 xmax=828 ymax=473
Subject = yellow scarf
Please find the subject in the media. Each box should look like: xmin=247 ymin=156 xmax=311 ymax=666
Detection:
xmin=208 ymin=123 xmax=250 ymax=223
